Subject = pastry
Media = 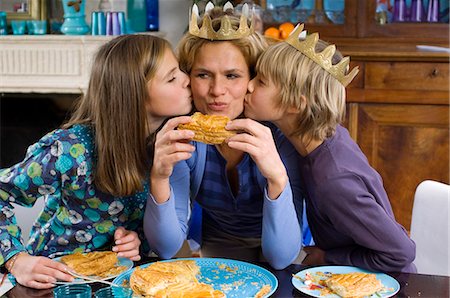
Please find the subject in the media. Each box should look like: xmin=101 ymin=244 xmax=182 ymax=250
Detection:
xmin=177 ymin=112 xmax=236 ymax=144
xmin=130 ymin=260 xmax=225 ymax=298
xmin=60 ymin=251 xmax=124 ymax=277
xmin=324 ymin=272 xmax=383 ymax=298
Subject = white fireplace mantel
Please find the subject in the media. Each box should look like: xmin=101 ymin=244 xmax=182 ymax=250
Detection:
xmin=0 ymin=34 xmax=163 ymax=94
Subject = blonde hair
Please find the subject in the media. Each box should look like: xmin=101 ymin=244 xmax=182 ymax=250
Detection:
xmin=178 ymin=7 xmax=267 ymax=77
xmin=64 ymin=34 xmax=171 ymax=197
xmin=256 ymin=39 xmax=346 ymax=141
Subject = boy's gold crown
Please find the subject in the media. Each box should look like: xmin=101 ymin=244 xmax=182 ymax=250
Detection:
xmin=285 ymin=24 xmax=359 ymax=87
xmin=189 ymin=1 xmax=255 ymax=41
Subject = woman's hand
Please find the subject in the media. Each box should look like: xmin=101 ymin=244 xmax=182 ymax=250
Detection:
xmin=225 ymin=118 xmax=288 ymax=199
xmin=151 ymin=116 xmax=195 ymax=203
xmin=302 ymin=246 xmax=326 ymax=266
xmin=9 ymin=253 xmax=73 ymax=289
xmin=113 ymin=227 xmax=141 ymax=261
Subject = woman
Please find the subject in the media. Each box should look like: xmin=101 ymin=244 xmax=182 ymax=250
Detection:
xmin=0 ymin=34 xmax=192 ymax=288
xmin=145 ymin=3 xmax=303 ymax=270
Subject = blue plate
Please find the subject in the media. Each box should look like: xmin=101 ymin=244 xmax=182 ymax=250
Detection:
xmin=54 ymin=256 xmax=133 ymax=284
xmin=113 ymin=257 xmax=277 ymax=298
xmin=292 ymin=265 xmax=400 ymax=298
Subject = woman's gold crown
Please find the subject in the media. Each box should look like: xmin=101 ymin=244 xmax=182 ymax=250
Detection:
xmin=286 ymin=24 xmax=359 ymax=87
xmin=189 ymin=1 xmax=255 ymax=40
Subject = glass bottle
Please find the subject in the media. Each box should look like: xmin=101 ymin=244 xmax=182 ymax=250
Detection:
xmin=392 ymin=0 xmax=407 ymax=22
xmin=426 ymin=0 xmax=440 ymax=22
xmin=127 ymin=0 xmax=147 ymax=32
xmin=410 ymin=0 xmax=425 ymax=22
xmin=145 ymin=0 xmax=159 ymax=31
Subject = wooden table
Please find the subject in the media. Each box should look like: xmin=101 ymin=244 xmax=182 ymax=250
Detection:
xmin=5 ymin=257 xmax=450 ymax=297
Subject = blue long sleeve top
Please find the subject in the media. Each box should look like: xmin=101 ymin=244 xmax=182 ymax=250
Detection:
xmin=144 ymin=125 xmax=303 ymax=270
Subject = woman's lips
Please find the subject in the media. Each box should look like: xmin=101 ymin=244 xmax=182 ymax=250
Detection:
xmin=208 ymin=102 xmax=227 ymax=111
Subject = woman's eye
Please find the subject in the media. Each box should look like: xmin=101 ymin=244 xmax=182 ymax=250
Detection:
xmin=168 ymin=76 xmax=176 ymax=83
xmin=226 ymin=74 xmax=239 ymax=79
xmin=258 ymin=79 xmax=265 ymax=86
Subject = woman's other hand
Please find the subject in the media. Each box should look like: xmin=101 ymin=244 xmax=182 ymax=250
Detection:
xmin=113 ymin=227 xmax=141 ymax=261
xmin=9 ymin=253 xmax=73 ymax=289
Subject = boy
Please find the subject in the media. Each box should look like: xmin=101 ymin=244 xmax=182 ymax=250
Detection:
xmin=227 ymin=24 xmax=416 ymax=272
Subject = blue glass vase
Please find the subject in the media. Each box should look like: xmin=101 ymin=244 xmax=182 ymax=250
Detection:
xmin=145 ymin=0 xmax=159 ymax=31
xmin=60 ymin=0 xmax=90 ymax=35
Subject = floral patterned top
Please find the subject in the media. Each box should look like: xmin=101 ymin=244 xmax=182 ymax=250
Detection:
xmin=0 ymin=124 xmax=150 ymax=266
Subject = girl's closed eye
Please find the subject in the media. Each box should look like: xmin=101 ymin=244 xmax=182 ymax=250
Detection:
xmin=168 ymin=76 xmax=176 ymax=83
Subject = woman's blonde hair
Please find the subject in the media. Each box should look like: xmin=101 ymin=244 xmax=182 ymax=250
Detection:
xmin=64 ymin=34 xmax=171 ymax=197
xmin=256 ymin=39 xmax=346 ymax=141
xmin=177 ymin=7 xmax=267 ymax=77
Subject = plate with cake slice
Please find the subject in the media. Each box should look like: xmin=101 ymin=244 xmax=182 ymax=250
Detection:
xmin=113 ymin=257 xmax=277 ymax=298
xmin=54 ymin=251 xmax=133 ymax=284
xmin=292 ymin=265 xmax=400 ymax=298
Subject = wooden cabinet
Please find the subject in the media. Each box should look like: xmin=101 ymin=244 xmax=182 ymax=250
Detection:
xmin=344 ymin=47 xmax=449 ymax=230
xmin=257 ymin=0 xmax=449 ymax=230
xmin=260 ymin=0 xmax=449 ymax=42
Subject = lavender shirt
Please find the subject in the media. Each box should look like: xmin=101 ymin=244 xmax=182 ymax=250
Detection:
xmin=299 ymin=125 xmax=416 ymax=273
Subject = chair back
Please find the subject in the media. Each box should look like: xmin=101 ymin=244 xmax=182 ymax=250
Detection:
xmin=410 ymin=180 xmax=450 ymax=276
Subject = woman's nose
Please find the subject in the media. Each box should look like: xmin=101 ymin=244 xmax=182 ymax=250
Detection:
xmin=209 ymin=78 xmax=226 ymax=96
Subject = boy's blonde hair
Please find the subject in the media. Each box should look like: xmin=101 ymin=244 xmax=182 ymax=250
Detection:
xmin=178 ymin=7 xmax=267 ymax=77
xmin=256 ymin=39 xmax=346 ymax=141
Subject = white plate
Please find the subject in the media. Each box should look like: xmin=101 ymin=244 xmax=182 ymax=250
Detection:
xmin=292 ymin=265 xmax=400 ymax=298
xmin=54 ymin=256 xmax=133 ymax=284
xmin=113 ymin=257 xmax=277 ymax=298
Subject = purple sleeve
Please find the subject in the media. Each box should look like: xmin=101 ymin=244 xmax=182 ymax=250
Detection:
xmin=319 ymin=174 xmax=416 ymax=272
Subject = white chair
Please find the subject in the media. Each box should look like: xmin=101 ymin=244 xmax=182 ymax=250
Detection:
xmin=410 ymin=180 xmax=450 ymax=276
xmin=13 ymin=199 xmax=45 ymax=243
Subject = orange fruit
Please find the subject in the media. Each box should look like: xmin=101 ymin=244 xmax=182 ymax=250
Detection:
xmin=264 ymin=27 xmax=280 ymax=40
xmin=279 ymin=22 xmax=295 ymax=39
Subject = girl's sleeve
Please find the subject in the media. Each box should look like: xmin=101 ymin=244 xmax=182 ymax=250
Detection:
xmin=321 ymin=174 xmax=416 ymax=272
xmin=261 ymin=181 xmax=301 ymax=270
xmin=144 ymin=160 xmax=191 ymax=259
xmin=0 ymin=132 xmax=63 ymax=265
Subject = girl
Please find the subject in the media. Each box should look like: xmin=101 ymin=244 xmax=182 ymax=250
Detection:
xmin=0 ymin=34 xmax=192 ymax=288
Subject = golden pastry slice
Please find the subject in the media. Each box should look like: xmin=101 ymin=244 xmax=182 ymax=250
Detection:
xmin=60 ymin=251 xmax=122 ymax=277
xmin=324 ymin=272 xmax=383 ymax=298
xmin=177 ymin=112 xmax=236 ymax=144
xmin=130 ymin=260 xmax=225 ymax=298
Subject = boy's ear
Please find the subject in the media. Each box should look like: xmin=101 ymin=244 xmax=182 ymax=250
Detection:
xmin=286 ymin=95 xmax=307 ymax=114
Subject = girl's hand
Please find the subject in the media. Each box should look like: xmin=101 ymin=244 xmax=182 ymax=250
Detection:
xmin=9 ymin=253 xmax=73 ymax=289
xmin=151 ymin=116 xmax=195 ymax=202
xmin=225 ymin=118 xmax=288 ymax=199
xmin=113 ymin=227 xmax=141 ymax=261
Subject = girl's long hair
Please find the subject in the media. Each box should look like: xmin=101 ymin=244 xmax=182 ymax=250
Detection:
xmin=64 ymin=34 xmax=170 ymax=196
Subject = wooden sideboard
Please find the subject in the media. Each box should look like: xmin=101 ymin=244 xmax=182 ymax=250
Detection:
xmin=341 ymin=40 xmax=449 ymax=230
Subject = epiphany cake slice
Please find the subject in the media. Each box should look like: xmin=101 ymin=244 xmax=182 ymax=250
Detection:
xmin=324 ymin=272 xmax=383 ymax=298
xmin=130 ymin=260 xmax=225 ymax=298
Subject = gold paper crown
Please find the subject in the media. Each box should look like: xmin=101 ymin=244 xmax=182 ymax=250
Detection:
xmin=285 ymin=24 xmax=359 ymax=87
xmin=189 ymin=1 xmax=255 ymax=41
